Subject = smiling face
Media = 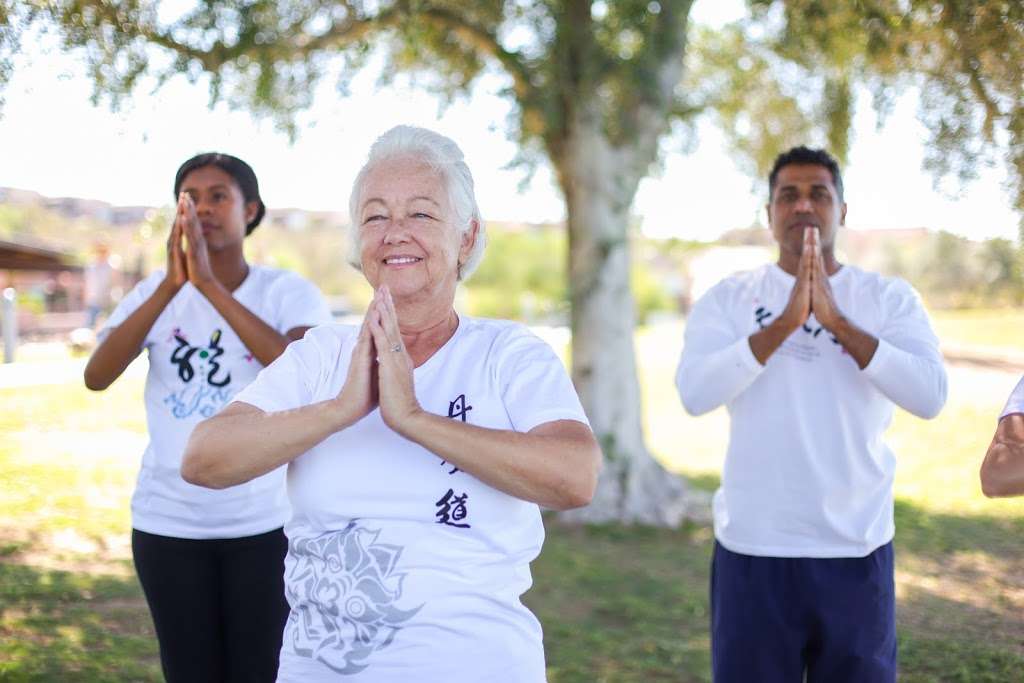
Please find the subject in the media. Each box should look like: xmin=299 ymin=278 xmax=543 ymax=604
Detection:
xmin=767 ymin=163 xmax=847 ymax=270
xmin=357 ymin=156 xmax=476 ymax=305
xmin=178 ymin=165 xmax=258 ymax=253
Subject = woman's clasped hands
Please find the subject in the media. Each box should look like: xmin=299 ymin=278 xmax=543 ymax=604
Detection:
xmin=165 ymin=192 xmax=217 ymax=292
xmin=335 ymin=285 xmax=423 ymax=432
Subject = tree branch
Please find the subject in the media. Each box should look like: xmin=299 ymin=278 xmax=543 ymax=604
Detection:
xmin=960 ymin=53 xmax=1001 ymax=142
xmin=413 ymin=5 xmax=537 ymax=105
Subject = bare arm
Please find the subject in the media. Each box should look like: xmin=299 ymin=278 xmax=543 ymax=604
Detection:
xmin=825 ymin=316 xmax=880 ymax=370
xmin=181 ymin=398 xmax=355 ymax=489
xmin=179 ymin=194 xmax=310 ymax=364
xmin=196 ymin=279 xmax=310 ymax=363
xmin=981 ymin=413 xmax=1024 ymax=498
xmin=748 ymin=315 xmax=802 ymax=366
xmin=183 ymin=309 xmax=379 ymax=489
xmin=401 ymin=413 xmax=600 ymax=511
xmin=84 ymin=217 xmax=187 ymax=391
xmin=84 ymin=281 xmax=177 ymax=390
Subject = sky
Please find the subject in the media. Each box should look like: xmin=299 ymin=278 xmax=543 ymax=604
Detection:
xmin=0 ymin=0 xmax=1018 ymax=243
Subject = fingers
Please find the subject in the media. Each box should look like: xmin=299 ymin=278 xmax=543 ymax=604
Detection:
xmin=168 ymin=209 xmax=186 ymax=275
xmin=379 ymin=286 xmax=404 ymax=351
xmin=353 ymin=298 xmax=378 ymax=361
xmin=367 ymin=300 xmax=391 ymax=356
xmin=811 ymin=227 xmax=827 ymax=276
xmin=368 ymin=305 xmax=407 ymax=405
xmin=798 ymin=227 xmax=814 ymax=282
xmin=353 ymin=313 xmax=373 ymax=357
xmin=177 ymin=193 xmax=204 ymax=253
xmin=168 ymin=213 xmax=182 ymax=251
xmin=365 ymin=287 xmax=400 ymax=353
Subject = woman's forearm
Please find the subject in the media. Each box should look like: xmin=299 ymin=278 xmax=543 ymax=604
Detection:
xmin=396 ymin=414 xmax=601 ymax=510
xmin=197 ymin=280 xmax=296 ymax=365
xmin=181 ymin=399 xmax=355 ymax=489
xmin=84 ymin=280 xmax=178 ymax=390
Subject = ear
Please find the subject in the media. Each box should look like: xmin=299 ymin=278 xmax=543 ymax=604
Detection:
xmin=840 ymin=202 xmax=848 ymax=226
xmin=459 ymin=219 xmax=479 ymax=264
xmin=244 ymin=200 xmax=260 ymax=225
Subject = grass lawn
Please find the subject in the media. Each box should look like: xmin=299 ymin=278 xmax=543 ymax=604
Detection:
xmin=930 ymin=309 xmax=1024 ymax=355
xmin=2 ymin=320 xmax=1023 ymax=682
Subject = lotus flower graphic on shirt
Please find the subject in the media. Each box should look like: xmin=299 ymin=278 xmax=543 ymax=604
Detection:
xmin=285 ymin=520 xmax=424 ymax=674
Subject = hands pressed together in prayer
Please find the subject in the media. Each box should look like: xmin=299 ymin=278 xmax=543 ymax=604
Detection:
xmin=164 ymin=192 xmax=218 ymax=293
xmin=336 ymin=286 xmax=423 ymax=433
xmin=750 ymin=226 xmax=879 ymax=368
xmin=779 ymin=227 xmax=843 ymax=332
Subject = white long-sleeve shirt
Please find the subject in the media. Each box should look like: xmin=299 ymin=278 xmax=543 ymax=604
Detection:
xmin=676 ymin=263 xmax=947 ymax=558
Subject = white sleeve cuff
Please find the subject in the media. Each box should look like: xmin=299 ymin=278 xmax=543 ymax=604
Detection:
xmin=861 ymin=336 xmax=895 ymax=379
xmin=737 ymin=335 xmax=766 ymax=373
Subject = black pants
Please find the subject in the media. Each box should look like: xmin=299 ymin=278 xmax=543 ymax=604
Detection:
xmin=132 ymin=527 xmax=290 ymax=683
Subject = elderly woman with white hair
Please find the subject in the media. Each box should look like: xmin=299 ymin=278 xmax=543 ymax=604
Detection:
xmin=182 ymin=125 xmax=601 ymax=682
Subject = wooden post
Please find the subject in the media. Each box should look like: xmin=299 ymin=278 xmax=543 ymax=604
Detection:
xmin=2 ymin=287 xmax=16 ymax=363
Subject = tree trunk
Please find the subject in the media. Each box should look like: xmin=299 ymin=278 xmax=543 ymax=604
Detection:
xmin=554 ymin=115 xmax=695 ymax=526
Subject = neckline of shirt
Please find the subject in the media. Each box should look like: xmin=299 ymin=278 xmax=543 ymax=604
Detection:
xmin=178 ymin=263 xmax=261 ymax=299
xmin=412 ymin=312 xmax=468 ymax=378
xmin=769 ymin=261 xmax=851 ymax=286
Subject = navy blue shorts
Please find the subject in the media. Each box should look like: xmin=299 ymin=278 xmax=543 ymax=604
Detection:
xmin=710 ymin=540 xmax=896 ymax=683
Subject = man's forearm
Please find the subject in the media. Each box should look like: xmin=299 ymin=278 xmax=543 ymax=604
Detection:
xmin=749 ymin=315 xmax=801 ymax=365
xmin=828 ymin=316 xmax=880 ymax=370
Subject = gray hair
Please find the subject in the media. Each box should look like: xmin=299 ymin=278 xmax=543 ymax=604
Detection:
xmin=347 ymin=125 xmax=486 ymax=280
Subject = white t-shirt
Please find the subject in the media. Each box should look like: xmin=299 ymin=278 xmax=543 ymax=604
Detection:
xmin=1002 ymin=376 xmax=1024 ymax=419
xmin=101 ymin=265 xmax=331 ymax=539
xmin=676 ymin=263 xmax=948 ymax=558
xmin=233 ymin=317 xmax=589 ymax=683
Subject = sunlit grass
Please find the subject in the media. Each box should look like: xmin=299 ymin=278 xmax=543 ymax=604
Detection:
xmin=931 ymin=308 xmax=1024 ymax=353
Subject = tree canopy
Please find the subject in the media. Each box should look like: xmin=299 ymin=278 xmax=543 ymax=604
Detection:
xmin=690 ymin=1 xmax=1023 ymax=218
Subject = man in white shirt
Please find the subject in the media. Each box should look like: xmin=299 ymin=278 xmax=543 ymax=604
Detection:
xmin=676 ymin=146 xmax=948 ymax=682
xmin=981 ymin=377 xmax=1024 ymax=497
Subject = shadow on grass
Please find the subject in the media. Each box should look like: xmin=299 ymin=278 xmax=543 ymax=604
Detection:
xmin=529 ymin=519 xmax=715 ymax=683
xmin=531 ymin=494 xmax=1024 ymax=683
xmin=892 ymin=500 xmax=1024 ymax=682
xmin=893 ymin=498 xmax=1024 ymax=557
xmin=0 ymin=561 xmax=159 ymax=682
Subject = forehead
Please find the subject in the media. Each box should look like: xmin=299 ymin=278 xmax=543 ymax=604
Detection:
xmin=360 ymin=157 xmax=446 ymax=206
xmin=181 ymin=164 xmax=237 ymax=190
xmin=774 ymin=163 xmax=836 ymax=192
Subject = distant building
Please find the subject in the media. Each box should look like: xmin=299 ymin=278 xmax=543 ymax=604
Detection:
xmin=0 ymin=237 xmax=87 ymax=337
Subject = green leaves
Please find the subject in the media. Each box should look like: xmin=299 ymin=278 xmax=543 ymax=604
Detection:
xmin=692 ymin=0 xmax=1024 ymax=217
